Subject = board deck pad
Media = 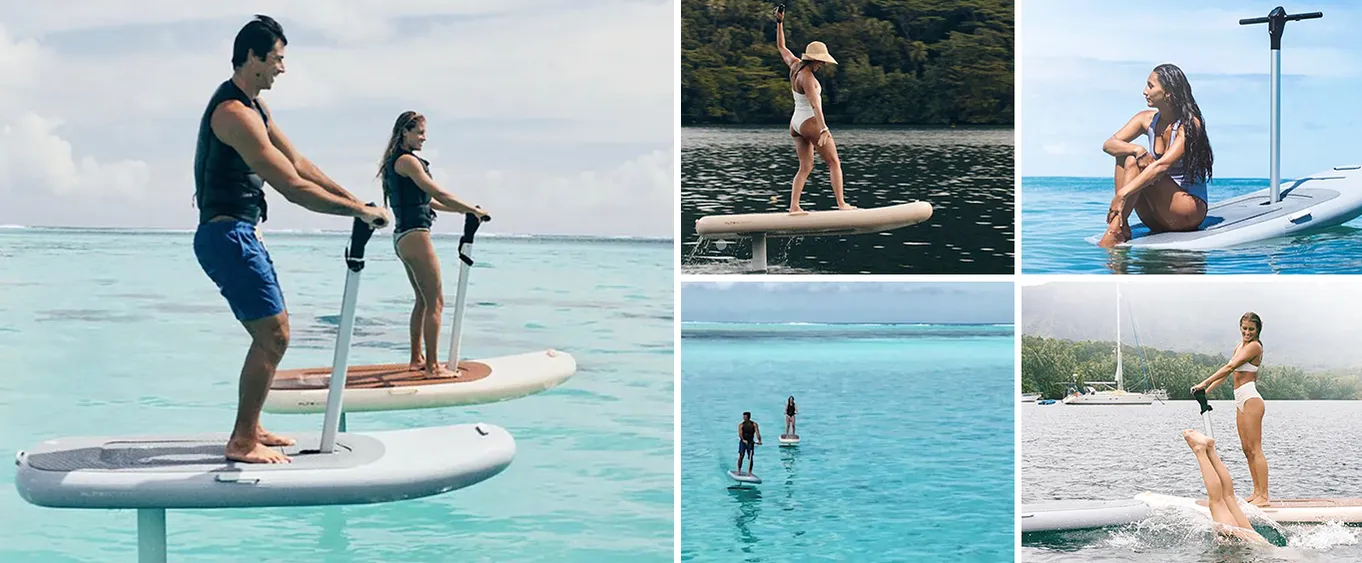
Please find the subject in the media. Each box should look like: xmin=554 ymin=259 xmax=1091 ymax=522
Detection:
xmin=272 ymin=361 xmax=494 ymax=390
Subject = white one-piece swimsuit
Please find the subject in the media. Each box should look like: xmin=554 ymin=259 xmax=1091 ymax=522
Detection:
xmin=790 ymin=79 xmax=820 ymax=133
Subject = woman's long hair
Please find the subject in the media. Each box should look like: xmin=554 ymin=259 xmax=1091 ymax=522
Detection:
xmin=1152 ymin=64 xmax=1213 ymax=184
xmin=787 ymin=396 xmax=795 ymax=409
xmin=377 ymin=110 xmax=424 ymax=206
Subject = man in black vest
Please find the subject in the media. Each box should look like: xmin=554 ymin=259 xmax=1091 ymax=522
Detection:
xmin=736 ymin=411 xmax=762 ymax=475
xmin=192 ymin=15 xmax=390 ymax=464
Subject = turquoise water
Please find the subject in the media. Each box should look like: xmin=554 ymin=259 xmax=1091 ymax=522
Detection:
xmin=680 ymin=322 xmax=1015 ymax=561
xmin=1021 ymin=177 xmax=1362 ymax=274
xmin=0 ymin=228 xmax=673 ymax=562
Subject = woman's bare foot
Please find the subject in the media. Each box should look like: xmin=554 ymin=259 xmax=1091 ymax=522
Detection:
xmin=409 ymin=355 xmax=425 ymax=371
xmin=788 ymin=206 xmax=808 ymax=216
xmin=837 ymin=203 xmax=857 ymax=211
xmin=1097 ymin=226 xmax=1128 ymax=248
xmin=226 ymin=437 xmax=291 ymax=464
xmin=256 ymin=426 xmax=296 ymax=447
xmin=425 ymin=363 xmax=460 ymax=378
xmin=1250 ymin=496 xmax=1272 ymax=508
xmin=1183 ymin=428 xmax=1214 ymax=450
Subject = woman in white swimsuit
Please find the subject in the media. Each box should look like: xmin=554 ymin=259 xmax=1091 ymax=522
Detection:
xmin=1191 ymin=312 xmax=1269 ymax=507
xmin=1098 ymin=63 xmax=1213 ymax=247
xmin=773 ymin=5 xmax=854 ymax=215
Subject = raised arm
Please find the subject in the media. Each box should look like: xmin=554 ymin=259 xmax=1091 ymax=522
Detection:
xmin=1116 ymin=116 xmax=1196 ymax=200
xmin=1193 ymin=340 xmax=1261 ymax=393
xmin=212 ymin=102 xmax=372 ymax=219
xmin=394 ymin=155 xmax=488 ymax=218
xmin=774 ymin=6 xmax=798 ymax=68
xmin=257 ymin=99 xmax=363 ymax=205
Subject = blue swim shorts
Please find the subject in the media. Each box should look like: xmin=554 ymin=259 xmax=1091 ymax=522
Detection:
xmin=194 ymin=220 xmax=286 ymax=322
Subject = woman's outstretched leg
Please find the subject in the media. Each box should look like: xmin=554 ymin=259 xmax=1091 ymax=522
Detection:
xmin=1238 ymin=399 xmax=1270 ymax=507
xmin=1184 ymin=429 xmax=1262 ymax=539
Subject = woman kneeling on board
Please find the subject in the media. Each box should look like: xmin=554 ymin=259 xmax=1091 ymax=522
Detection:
xmin=773 ymin=5 xmax=854 ymax=215
xmin=1191 ymin=312 xmax=1269 ymax=507
xmin=1181 ymin=429 xmax=1270 ymax=545
xmin=1098 ymin=64 xmax=1213 ymax=247
xmin=379 ymin=111 xmax=490 ymax=376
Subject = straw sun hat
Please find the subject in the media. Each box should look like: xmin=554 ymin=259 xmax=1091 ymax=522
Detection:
xmin=800 ymin=41 xmax=837 ymax=64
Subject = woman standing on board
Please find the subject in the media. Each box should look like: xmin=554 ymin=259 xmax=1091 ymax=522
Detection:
xmin=1097 ymin=63 xmax=1213 ymax=247
xmin=774 ymin=5 xmax=854 ymax=215
xmin=1191 ymin=312 xmax=1269 ymax=507
xmin=784 ymin=396 xmax=798 ymax=435
xmin=378 ymin=110 xmax=490 ymax=376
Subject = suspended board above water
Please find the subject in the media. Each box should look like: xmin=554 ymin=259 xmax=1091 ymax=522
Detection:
xmin=779 ymin=434 xmax=800 ymax=446
xmin=727 ymin=470 xmax=762 ymax=484
xmin=265 ymin=349 xmax=576 ymax=414
xmin=1088 ymin=166 xmax=1362 ymax=250
xmin=696 ymin=202 xmax=933 ymax=238
xmin=15 ymin=423 xmax=514 ymax=509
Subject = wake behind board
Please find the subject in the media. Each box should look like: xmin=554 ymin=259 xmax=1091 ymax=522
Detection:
xmin=15 ymin=423 xmax=514 ymax=509
xmin=265 ymin=349 xmax=576 ymax=414
xmin=696 ymin=201 xmax=932 ymax=238
xmin=779 ymin=434 xmax=800 ymax=446
xmin=1020 ymin=499 xmax=1149 ymax=533
xmin=728 ymin=470 xmax=762 ymax=484
xmin=1087 ymin=168 xmax=1362 ymax=250
xmin=1138 ymin=492 xmax=1362 ymax=524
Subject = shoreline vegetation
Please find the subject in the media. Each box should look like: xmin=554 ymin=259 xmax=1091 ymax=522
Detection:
xmin=1023 ymin=335 xmax=1362 ymax=401
xmin=681 ymin=0 xmax=1013 ymax=126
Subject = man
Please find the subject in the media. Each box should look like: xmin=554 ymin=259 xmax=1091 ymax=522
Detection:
xmin=736 ymin=411 xmax=762 ymax=474
xmin=193 ymin=15 xmax=390 ymax=464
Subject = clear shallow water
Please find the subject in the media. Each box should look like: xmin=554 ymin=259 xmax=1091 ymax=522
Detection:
xmin=1021 ymin=177 xmax=1362 ymax=274
xmin=1022 ymin=401 xmax=1362 ymax=561
xmin=0 ymin=228 xmax=673 ymax=562
xmin=680 ymin=322 xmax=1015 ymax=561
xmin=681 ymin=127 xmax=1015 ymax=274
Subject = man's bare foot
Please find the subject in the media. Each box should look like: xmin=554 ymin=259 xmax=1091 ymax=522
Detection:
xmin=425 ymin=363 xmax=460 ymax=378
xmin=226 ymin=437 xmax=291 ymax=464
xmin=256 ymin=426 xmax=296 ymax=447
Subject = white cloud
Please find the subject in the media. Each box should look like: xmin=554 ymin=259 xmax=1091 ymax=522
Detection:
xmin=0 ymin=113 xmax=150 ymax=198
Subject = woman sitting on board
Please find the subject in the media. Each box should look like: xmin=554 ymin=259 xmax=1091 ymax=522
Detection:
xmin=784 ymin=396 xmax=797 ymax=435
xmin=773 ymin=5 xmax=854 ymax=216
xmin=1181 ymin=428 xmax=1271 ymax=545
xmin=1098 ymin=63 xmax=1213 ymax=247
xmin=1191 ymin=312 xmax=1269 ymax=507
xmin=378 ymin=110 xmax=491 ymax=376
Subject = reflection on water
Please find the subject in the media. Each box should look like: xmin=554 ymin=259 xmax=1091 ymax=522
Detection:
xmin=682 ymin=127 xmax=1015 ymax=274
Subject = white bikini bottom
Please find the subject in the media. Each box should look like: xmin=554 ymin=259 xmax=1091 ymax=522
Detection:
xmin=1234 ymin=381 xmax=1263 ymax=413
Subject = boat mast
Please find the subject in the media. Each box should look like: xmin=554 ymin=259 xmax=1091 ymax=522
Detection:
xmin=1115 ymin=284 xmax=1124 ymax=392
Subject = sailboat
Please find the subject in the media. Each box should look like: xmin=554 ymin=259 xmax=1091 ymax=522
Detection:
xmin=1063 ymin=284 xmax=1161 ymax=405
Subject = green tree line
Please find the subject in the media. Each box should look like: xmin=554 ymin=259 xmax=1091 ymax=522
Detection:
xmin=681 ymin=0 xmax=1014 ymax=126
xmin=1022 ymin=336 xmax=1362 ymax=401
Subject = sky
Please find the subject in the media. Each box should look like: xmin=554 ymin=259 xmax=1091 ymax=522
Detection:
xmin=0 ymin=0 xmax=674 ymax=237
xmin=1023 ymin=279 xmax=1362 ymax=371
xmin=1020 ymin=0 xmax=1362 ymax=179
xmin=680 ymin=281 xmax=1015 ymax=324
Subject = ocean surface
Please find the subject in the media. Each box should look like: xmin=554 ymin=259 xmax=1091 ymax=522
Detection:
xmin=1022 ymin=400 xmax=1362 ymax=562
xmin=1021 ymin=177 xmax=1362 ymax=274
xmin=681 ymin=127 xmax=1015 ymax=274
xmin=0 ymin=227 xmax=673 ymax=562
xmin=680 ymin=322 xmax=1015 ymax=561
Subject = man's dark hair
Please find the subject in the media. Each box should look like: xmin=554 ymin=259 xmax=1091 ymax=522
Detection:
xmin=232 ymin=15 xmax=287 ymax=68
xmin=742 ymin=412 xmax=751 ymax=418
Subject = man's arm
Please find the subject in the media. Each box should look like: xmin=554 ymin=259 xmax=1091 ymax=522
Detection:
xmin=258 ymin=99 xmax=363 ymax=204
xmin=212 ymin=101 xmax=367 ymax=218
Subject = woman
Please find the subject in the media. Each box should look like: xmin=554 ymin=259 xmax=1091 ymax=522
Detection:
xmin=1191 ymin=312 xmax=1268 ymax=507
xmin=1180 ymin=428 xmax=1271 ymax=545
xmin=774 ymin=5 xmax=854 ymax=215
xmin=1098 ymin=63 xmax=1213 ymax=247
xmin=784 ymin=396 xmax=798 ymax=435
xmin=378 ymin=110 xmax=490 ymax=376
